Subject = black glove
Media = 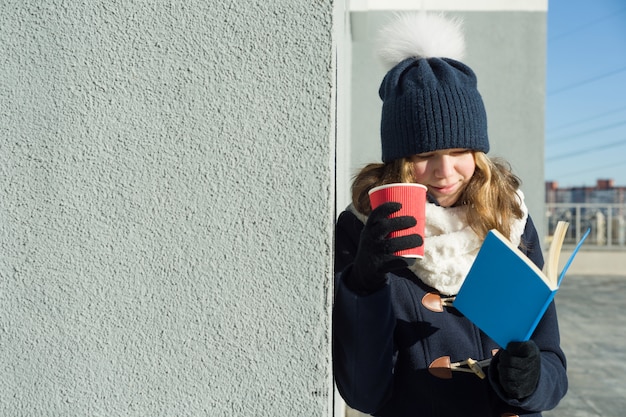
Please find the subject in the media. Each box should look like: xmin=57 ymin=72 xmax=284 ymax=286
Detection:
xmin=495 ymin=340 xmax=541 ymax=399
xmin=345 ymin=202 xmax=423 ymax=294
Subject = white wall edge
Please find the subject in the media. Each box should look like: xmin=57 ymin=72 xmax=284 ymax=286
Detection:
xmin=349 ymin=0 xmax=547 ymax=12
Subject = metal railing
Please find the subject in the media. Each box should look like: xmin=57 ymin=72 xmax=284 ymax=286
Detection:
xmin=545 ymin=203 xmax=626 ymax=249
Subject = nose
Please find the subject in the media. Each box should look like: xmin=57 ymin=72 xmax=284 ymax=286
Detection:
xmin=433 ymin=154 xmax=455 ymax=178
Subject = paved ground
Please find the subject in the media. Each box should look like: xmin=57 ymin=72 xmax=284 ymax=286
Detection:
xmin=544 ymin=274 xmax=626 ymax=417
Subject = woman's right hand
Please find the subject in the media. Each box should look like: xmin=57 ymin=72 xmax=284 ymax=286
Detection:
xmin=346 ymin=202 xmax=423 ymax=294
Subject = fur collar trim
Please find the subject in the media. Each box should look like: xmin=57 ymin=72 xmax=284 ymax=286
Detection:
xmin=349 ymin=190 xmax=528 ymax=296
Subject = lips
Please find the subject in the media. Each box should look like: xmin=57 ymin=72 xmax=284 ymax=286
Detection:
xmin=431 ymin=183 xmax=458 ymax=195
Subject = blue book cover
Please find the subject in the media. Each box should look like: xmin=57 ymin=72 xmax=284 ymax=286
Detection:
xmin=454 ymin=223 xmax=589 ymax=348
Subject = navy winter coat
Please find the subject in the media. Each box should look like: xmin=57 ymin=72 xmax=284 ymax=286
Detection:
xmin=333 ymin=210 xmax=568 ymax=417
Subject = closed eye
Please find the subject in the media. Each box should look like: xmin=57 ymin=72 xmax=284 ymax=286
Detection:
xmin=450 ymin=149 xmax=471 ymax=156
xmin=412 ymin=153 xmax=435 ymax=160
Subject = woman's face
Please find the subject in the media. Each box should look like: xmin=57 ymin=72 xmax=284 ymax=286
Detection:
xmin=410 ymin=148 xmax=476 ymax=207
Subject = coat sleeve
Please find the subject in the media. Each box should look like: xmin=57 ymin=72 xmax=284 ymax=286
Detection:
xmin=489 ymin=216 xmax=569 ymax=411
xmin=332 ymin=211 xmax=397 ymax=414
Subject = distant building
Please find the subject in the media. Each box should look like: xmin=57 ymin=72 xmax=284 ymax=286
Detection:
xmin=545 ymin=179 xmax=626 ymax=246
xmin=546 ymin=179 xmax=626 ymax=204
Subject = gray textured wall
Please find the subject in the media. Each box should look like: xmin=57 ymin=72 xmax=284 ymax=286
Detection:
xmin=1 ymin=2 xmax=335 ymax=416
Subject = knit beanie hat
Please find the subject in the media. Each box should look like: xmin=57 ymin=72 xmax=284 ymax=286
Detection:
xmin=377 ymin=13 xmax=489 ymax=163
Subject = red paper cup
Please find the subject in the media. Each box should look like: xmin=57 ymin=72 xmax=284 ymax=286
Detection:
xmin=368 ymin=183 xmax=427 ymax=258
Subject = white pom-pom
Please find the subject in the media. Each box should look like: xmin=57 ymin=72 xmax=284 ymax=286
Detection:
xmin=377 ymin=13 xmax=465 ymax=68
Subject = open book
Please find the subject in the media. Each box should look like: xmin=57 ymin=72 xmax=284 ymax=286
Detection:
xmin=453 ymin=221 xmax=590 ymax=348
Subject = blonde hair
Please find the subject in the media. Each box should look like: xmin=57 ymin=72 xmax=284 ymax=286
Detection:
xmin=351 ymin=152 xmax=523 ymax=239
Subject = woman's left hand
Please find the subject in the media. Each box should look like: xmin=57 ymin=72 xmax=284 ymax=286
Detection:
xmin=495 ymin=340 xmax=541 ymax=399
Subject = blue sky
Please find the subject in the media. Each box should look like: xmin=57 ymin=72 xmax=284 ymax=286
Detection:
xmin=545 ymin=0 xmax=626 ymax=187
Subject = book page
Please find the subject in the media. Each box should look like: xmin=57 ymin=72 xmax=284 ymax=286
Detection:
xmin=544 ymin=221 xmax=569 ymax=287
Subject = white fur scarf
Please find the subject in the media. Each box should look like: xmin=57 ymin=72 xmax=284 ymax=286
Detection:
xmin=349 ymin=190 xmax=528 ymax=295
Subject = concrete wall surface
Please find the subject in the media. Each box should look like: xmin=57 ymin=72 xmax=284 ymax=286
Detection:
xmin=0 ymin=1 xmax=336 ymax=416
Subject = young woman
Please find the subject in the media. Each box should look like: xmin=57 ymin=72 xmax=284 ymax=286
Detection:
xmin=332 ymin=14 xmax=567 ymax=417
